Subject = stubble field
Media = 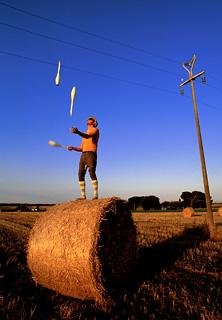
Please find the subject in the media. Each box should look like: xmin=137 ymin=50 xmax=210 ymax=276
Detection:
xmin=1 ymin=210 xmax=222 ymax=319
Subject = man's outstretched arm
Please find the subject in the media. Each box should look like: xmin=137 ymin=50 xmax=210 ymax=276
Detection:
xmin=70 ymin=127 xmax=98 ymax=139
xmin=67 ymin=145 xmax=82 ymax=152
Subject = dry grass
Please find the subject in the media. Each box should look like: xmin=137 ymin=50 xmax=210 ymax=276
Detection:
xmin=182 ymin=207 xmax=195 ymax=218
xmin=1 ymin=209 xmax=222 ymax=319
xmin=27 ymin=198 xmax=137 ymax=307
xmin=218 ymin=207 xmax=222 ymax=216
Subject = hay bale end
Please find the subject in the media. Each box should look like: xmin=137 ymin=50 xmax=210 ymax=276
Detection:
xmin=218 ymin=207 xmax=222 ymax=216
xmin=27 ymin=197 xmax=137 ymax=307
xmin=182 ymin=207 xmax=195 ymax=218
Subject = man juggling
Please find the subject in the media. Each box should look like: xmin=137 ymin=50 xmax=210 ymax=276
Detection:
xmin=68 ymin=116 xmax=99 ymax=200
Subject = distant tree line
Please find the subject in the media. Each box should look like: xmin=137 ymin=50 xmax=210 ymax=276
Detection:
xmin=0 ymin=204 xmax=54 ymax=212
xmin=128 ymin=191 xmax=210 ymax=211
xmin=180 ymin=191 xmax=211 ymax=208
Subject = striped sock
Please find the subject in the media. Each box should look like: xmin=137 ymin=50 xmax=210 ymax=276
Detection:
xmin=79 ymin=181 xmax=86 ymax=199
xmin=92 ymin=180 xmax=98 ymax=199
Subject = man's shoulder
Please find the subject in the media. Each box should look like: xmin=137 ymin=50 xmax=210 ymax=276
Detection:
xmin=88 ymin=127 xmax=99 ymax=135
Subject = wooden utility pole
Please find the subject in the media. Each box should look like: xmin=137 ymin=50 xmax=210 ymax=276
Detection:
xmin=180 ymin=54 xmax=216 ymax=237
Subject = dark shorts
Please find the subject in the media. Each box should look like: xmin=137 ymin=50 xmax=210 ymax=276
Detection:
xmin=78 ymin=151 xmax=97 ymax=181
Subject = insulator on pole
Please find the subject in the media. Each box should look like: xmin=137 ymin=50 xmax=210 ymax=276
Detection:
xmin=202 ymin=76 xmax=206 ymax=84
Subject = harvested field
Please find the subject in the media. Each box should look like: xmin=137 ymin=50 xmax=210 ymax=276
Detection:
xmin=1 ymin=209 xmax=222 ymax=319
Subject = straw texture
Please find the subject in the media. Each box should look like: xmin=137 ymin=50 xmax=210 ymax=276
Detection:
xmin=218 ymin=207 xmax=222 ymax=216
xmin=182 ymin=207 xmax=195 ymax=218
xmin=27 ymin=197 xmax=137 ymax=306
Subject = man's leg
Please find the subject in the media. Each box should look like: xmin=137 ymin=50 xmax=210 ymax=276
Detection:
xmin=79 ymin=181 xmax=86 ymax=199
xmin=78 ymin=154 xmax=86 ymax=199
xmin=91 ymin=179 xmax=98 ymax=200
xmin=87 ymin=152 xmax=98 ymax=199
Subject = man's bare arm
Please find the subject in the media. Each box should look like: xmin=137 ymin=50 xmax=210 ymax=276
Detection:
xmin=67 ymin=146 xmax=82 ymax=152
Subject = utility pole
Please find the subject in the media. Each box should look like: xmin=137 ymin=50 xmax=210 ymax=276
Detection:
xmin=180 ymin=54 xmax=216 ymax=237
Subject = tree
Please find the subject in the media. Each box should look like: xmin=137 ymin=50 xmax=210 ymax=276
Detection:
xmin=180 ymin=191 xmax=192 ymax=207
xmin=161 ymin=201 xmax=170 ymax=210
xmin=180 ymin=190 xmax=212 ymax=209
xmin=141 ymin=196 xmax=160 ymax=210
xmin=168 ymin=201 xmax=182 ymax=210
xmin=128 ymin=196 xmax=144 ymax=211
xmin=191 ymin=191 xmax=206 ymax=208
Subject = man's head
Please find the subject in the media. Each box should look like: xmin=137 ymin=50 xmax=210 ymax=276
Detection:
xmin=87 ymin=116 xmax=98 ymax=127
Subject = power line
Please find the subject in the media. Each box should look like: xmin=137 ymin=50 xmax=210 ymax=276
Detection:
xmin=2 ymin=4 xmax=220 ymax=89
xmin=197 ymin=98 xmax=221 ymax=111
xmin=0 ymin=49 xmax=179 ymax=95
xmin=0 ymin=49 xmax=221 ymax=112
xmin=0 ymin=21 xmax=180 ymax=77
xmin=0 ymin=1 xmax=179 ymax=65
xmin=207 ymin=74 xmax=222 ymax=85
xmin=1 ymin=2 xmax=221 ymax=104
xmin=181 ymin=89 xmax=222 ymax=111
xmin=205 ymin=83 xmax=222 ymax=92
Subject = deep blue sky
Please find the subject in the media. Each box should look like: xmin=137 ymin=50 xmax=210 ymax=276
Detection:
xmin=1 ymin=0 xmax=222 ymax=203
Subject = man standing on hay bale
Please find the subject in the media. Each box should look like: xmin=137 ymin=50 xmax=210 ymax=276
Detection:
xmin=68 ymin=116 xmax=99 ymax=200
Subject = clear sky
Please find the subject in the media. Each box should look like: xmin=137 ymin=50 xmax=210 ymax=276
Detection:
xmin=0 ymin=0 xmax=222 ymax=203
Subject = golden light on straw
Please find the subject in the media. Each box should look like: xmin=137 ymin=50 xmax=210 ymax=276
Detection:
xmin=27 ymin=197 xmax=137 ymax=307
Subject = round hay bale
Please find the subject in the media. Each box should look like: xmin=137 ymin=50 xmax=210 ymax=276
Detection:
xmin=218 ymin=207 xmax=222 ymax=216
xmin=27 ymin=197 xmax=137 ymax=306
xmin=182 ymin=207 xmax=195 ymax=218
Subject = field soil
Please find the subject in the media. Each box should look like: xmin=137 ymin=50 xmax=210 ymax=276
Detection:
xmin=1 ymin=210 xmax=222 ymax=319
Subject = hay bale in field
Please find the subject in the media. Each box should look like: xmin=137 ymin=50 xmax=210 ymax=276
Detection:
xmin=218 ymin=207 xmax=222 ymax=216
xmin=27 ymin=197 xmax=137 ymax=307
xmin=182 ymin=207 xmax=195 ymax=218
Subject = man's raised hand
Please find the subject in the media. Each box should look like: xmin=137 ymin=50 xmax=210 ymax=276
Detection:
xmin=70 ymin=127 xmax=79 ymax=134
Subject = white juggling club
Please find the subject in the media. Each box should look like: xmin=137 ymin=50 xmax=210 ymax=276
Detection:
xmin=70 ymin=86 xmax=76 ymax=116
xmin=55 ymin=61 xmax=61 ymax=86
xmin=48 ymin=140 xmax=67 ymax=149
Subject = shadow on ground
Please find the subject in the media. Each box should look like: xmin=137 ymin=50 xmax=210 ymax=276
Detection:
xmin=136 ymin=225 xmax=209 ymax=281
xmin=3 ymin=223 xmax=222 ymax=320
